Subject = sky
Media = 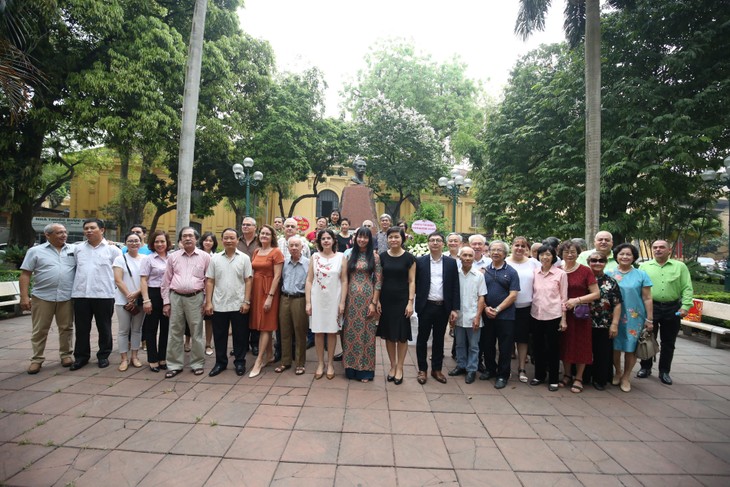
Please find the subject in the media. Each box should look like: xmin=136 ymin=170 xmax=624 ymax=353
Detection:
xmin=238 ymin=0 xmax=568 ymax=116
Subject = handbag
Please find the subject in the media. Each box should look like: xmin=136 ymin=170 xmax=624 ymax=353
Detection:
xmin=636 ymin=328 xmax=660 ymax=360
xmin=122 ymin=254 xmax=142 ymax=314
xmin=573 ymin=303 xmax=591 ymax=319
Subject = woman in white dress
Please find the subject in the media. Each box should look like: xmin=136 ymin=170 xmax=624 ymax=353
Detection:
xmin=306 ymin=229 xmax=348 ymax=380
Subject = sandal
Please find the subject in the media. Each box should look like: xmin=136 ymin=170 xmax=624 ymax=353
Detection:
xmin=205 ymin=346 xmax=213 ymax=356
xmin=295 ymin=366 xmax=305 ymax=375
xmin=275 ymin=364 xmax=291 ymax=373
xmin=192 ymin=368 xmax=204 ymax=376
xmin=571 ymin=379 xmax=584 ymax=393
xmin=165 ymin=369 xmax=181 ymax=379
xmin=518 ymin=369 xmax=528 ymax=383
xmin=559 ymin=374 xmax=572 ymax=388
xmin=118 ymin=360 xmax=128 ymax=372
xmin=131 ymin=357 xmax=142 ymax=368
xmin=184 ymin=344 xmax=191 ymax=352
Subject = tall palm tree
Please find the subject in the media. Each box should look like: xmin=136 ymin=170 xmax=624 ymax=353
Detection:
xmin=516 ymin=0 xmax=622 ymax=241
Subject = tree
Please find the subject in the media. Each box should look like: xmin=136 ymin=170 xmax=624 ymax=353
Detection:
xmin=356 ymin=94 xmax=446 ymax=220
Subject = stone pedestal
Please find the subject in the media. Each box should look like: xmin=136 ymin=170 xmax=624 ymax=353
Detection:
xmin=340 ymin=185 xmax=377 ymax=229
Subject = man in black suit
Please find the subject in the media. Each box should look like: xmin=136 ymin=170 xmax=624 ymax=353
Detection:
xmin=415 ymin=231 xmax=460 ymax=384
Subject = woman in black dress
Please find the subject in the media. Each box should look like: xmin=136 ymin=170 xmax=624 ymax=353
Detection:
xmin=376 ymin=227 xmax=415 ymax=384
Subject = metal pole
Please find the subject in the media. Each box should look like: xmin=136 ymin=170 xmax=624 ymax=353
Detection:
xmin=245 ymin=169 xmax=251 ymax=217
xmin=452 ymin=187 xmax=457 ymax=233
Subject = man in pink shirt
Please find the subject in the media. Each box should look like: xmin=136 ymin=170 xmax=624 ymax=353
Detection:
xmin=161 ymin=227 xmax=211 ymax=378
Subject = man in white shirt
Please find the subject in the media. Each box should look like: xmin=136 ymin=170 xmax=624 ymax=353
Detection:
xmin=70 ymin=219 xmax=122 ymax=370
xmin=449 ymin=246 xmax=487 ymax=384
xmin=205 ymin=228 xmax=253 ymax=377
xmin=469 ymin=234 xmax=492 ymax=272
xmin=278 ymin=218 xmax=310 ymax=259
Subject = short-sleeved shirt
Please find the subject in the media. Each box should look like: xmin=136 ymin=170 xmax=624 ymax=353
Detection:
xmin=507 ymin=257 xmax=540 ymax=307
xmin=139 ymin=252 xmax=168 ymax=288
xmin=206 ymin=250 xmax=253 ymax=312
xmin=282 ymin=256 xmax=309 ymax=295
xmin=112 ymin=254 xmax=143 ymax=305
xmin=531 ymin=266 xmax=568 ymax=321
xmin=277 ymin=235 xmax=311 ymax=260
xmin=591 ymin=273 xmax=623 ymax=328
xmin=484 ymin=262 xmax=520 ymax=320
xmin=20 ymin=242 xmax=76 ymax=302
xmin=237 ymin=236 xmax=259 ymax=259
xmin=161 ymin=248 xmax=211 ymax=304
xmin=72 ymin=239 xmax=122 ymax=299
xmin=457 ymin=267 xmax=487 ymax=328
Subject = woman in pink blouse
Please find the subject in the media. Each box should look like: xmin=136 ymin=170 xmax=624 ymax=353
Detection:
xmin=530 ymin=245 xmax=568 ymax=391
xmin=140 ymin=231 xmax=172 ymax=372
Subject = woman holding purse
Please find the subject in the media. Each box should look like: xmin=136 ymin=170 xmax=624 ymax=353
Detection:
xmin=113 ymin=232 xmax=145 ymax=371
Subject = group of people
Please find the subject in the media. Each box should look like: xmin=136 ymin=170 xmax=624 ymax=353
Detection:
xmin=19 ymin=216 xmax=693 ymax=394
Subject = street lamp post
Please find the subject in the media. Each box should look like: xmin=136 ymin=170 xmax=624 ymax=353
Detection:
xmin=700 ymin=155 xmax=730 ymax=291
xmin=232 ymin=157 xmax=264 ymax=217
xmin=438 ymin=168 xmax=472 ymax=232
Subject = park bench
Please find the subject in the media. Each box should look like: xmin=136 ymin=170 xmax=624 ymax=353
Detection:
xmin=681 ymin=299 xmax=730 ymax=348
xmin=0 ymin=281 xmax=22 ymax=317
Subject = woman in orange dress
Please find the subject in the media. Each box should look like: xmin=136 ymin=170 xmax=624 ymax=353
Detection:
xmin=248 ymin=224 xmax=284 ymax=378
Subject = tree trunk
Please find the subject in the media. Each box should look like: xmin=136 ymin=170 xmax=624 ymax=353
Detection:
xmin=584 ymin=0 xmax=601 ymax=242
xmin=8 ymin=120 xmax=46 ymax=247
xmin=175 ymin=0 xmax=207 ymax=237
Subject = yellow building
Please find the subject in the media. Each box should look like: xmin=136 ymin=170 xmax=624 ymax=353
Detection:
xmin=69 ymin=163 xmax=480 ymax=237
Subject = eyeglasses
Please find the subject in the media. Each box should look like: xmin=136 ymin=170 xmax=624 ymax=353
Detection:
xmin=589 ymin=258 xmax=607 ymax=263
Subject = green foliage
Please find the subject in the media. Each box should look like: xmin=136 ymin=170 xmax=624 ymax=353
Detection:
xmin=0 ymin=270 xmax=22 ymax=281
xmin=2 ymin=246 xmax=28 ymax=269
xmin=694 ymin=292 xmax=730 ymax=305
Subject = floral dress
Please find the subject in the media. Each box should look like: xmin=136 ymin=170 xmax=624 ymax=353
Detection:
xmin=607 ymin=268 xmax=653 ymax=352
xmin=591 ymin=274 xmax=623 ymax=328
xmin=343 ymin=252 xmax=382 ymax=380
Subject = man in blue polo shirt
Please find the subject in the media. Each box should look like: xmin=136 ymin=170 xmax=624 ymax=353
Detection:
xmin=479 ymin=240 xmax=520 ymax=389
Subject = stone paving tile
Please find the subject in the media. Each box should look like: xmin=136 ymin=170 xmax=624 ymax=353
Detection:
xmin=106 ymin=397 xmax=175 ymax=420
xmin=431 ymin=411 xmax=487 ymax=438
xmin=7 ymin=446 xmax=108 ymax=487
xmin=664 ymin=398 xmax=729 ymax=418
xmin=392 ymin=434 xmax=451 ymax=469
xmin=479 ymin=413 xmax=539 ymax=438
xmin=270 ymin=462 xmax=336 ymax=487
xmin=567 ymin=416 xmax=639 ymax=441
xmin=0 ymin=371 xmax=49 ymax=391
xmin=516 ymin=472 xmax=583 ymax=486
xmin=505 ymin=394 xmax=561 ymax=416
xmin=335 ymin=465 xmax=396 ymax=486
xmin=117 ymin=420 xmax=193 ymax=453
xmin=138 ymin=379 xmax=196 ymax=399
xmin=179 ymin=382 xmax=234 ymax=402
xmin=65 ymin=417 xmax=142 ymax=449
xmin=247 ymin=404 xmax=301 ymax=430
xmin=171 ymin=423 xmax=241 ymax=456
xmin=154 ymin=398 xmax=217 ymax=423
xmin=74 ymin=450 xmax=164 ymax=487
xmin=72 ymin=393 xmax=132 ymax=418
xmin=21 ymin=391 xmax=89 ymax=415
xmin=226 ymin=427 xmax=291 ymax=460
xmin=97 ymin=377 xmax=156 ymax=397
xmin=621 ymin=396 xmax=688 ymax=418
xmin=389 ymin=410 xmax=441 ymax=435
xmin=338 ymin=432 xmax=393 ymax=466
xmin=294 ymin=405 xmax=345 ymax=431
xmin=443 ymin=436 xmax=510 ymax=470
xmin=281 ymin=430 xmax=340 ymax=464
xmin=24 ymin=374 xmax=88 ymax=392
xmin=387 ymin=390 xmax=431 ymax=411
xmin=655 ymin=417 xmax=730 ymax=442
xmin=16 ymin=414 xmax=99 ymax=446
xmin=201 ymin=401 xmax=257 ymax=427
xmin=523 ymin=415 xmax=590 ymax=441
xmin=619 ymin=415 xmax=687 ymax=441
xmin=0 ymin=412 xmax=50 ymax=442
xmin=573 ymin=473 xmax=642 ymax=486
xmin=454 ymin=469 xmax=522 ymax=486
xmin=345 ymin=388 xmax=387 ymax=409
xmin=469 ymin=393 xmax=518 ymax=414
xmin=342 ymin=407 xmax=390 ymax=433
xmin=0 ymin=442 xmax=53 ymax=481
xmin=694 ymin=475 xmax=730 ymax=486
xmin=0 ymin=389 xmax=53 ymax=411
xmin=302 ymin=387 xmax=347 ymax=408
xmin=495 ymin=438 xmax=570 ymax=472
xmin=545 ymin=395 xmax=604 ymax=416
xmin=632 ymin=474 xmax=704 ymax=486
xmin=428 ymin=391 xmax=475 ymax=413
xmin=137 ymin=454 xmax=219 ymax=487
xmin=644 ymin=441 xmax=730 ymax=475
xmin=205 ymin=458 xmax=278 ymax=486
xmin=703 ymin=385 xmax=730 ymax=400
xmin=697 ymin=441 xmax=730 ymax=463
xmin=545 ymin=440 xmax=626 ymax=474
xmin=596 ymin=440 xmax=686 ymax=474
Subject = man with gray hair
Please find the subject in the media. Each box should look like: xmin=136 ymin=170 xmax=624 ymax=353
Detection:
xmin=375 ymin=214 xmax=392 ymax=253
xmin=19 ymin=223 xmax=76 ymax=374
xmin=469 ymin=234 xmax=492 ymax=272
xmin=278 ymin=218 xmax=310 ymax=259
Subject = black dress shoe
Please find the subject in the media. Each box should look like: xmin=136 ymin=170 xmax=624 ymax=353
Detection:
xmin=306 ymin=341 xmax=315 ymax=350
xmin=69 ymin=361 xmax=87 ymax=371
xmin=479 ymin=370 xmax=494 ymax=381
xmin=465 ymin=371 xmax=476 ymax=384
xmin=448 ymin=367 xmax=467 ymax=376
xmin=251 ymin=346 xmax=259 ymax=356
xmin=636 ymin=368 xmax=651 ymax=378
xmin=209 ymin=365 xmax=225 ymax=377
xmin=235 ymin=364 xmax=246 ymax=376
xmin=659 ymin=372 xmax=672 ymax=385
xmin=98 ymin=358 xmax=110 ymax=368
xmin=529 ymin=378 xmax=544 ymax=386
xmin=230 ymin=350 xmax=234 ymax=356
xmin=495 ymin=377 xmax=508 ymax=389
xmin=593 ymin=382 xmax=605 ymax=391
xmin=333 ymin=353 xmax=343 ymax=362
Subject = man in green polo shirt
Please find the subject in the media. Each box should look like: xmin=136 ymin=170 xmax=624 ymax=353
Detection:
xmin=577 ymin=231 xmax=618 ymax=271
xmin=637 ymin=239 xmax=693 ymax=385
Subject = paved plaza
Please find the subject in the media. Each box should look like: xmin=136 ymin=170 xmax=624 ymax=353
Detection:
xmin=1 ymin=313 xmax=729 ymax=486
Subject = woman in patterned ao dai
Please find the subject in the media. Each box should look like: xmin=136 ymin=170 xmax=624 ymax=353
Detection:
xmin=343 ymin=228 xmax=382 ymax=382
xmin=306 ymin=229 xmax=348 ymax=380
